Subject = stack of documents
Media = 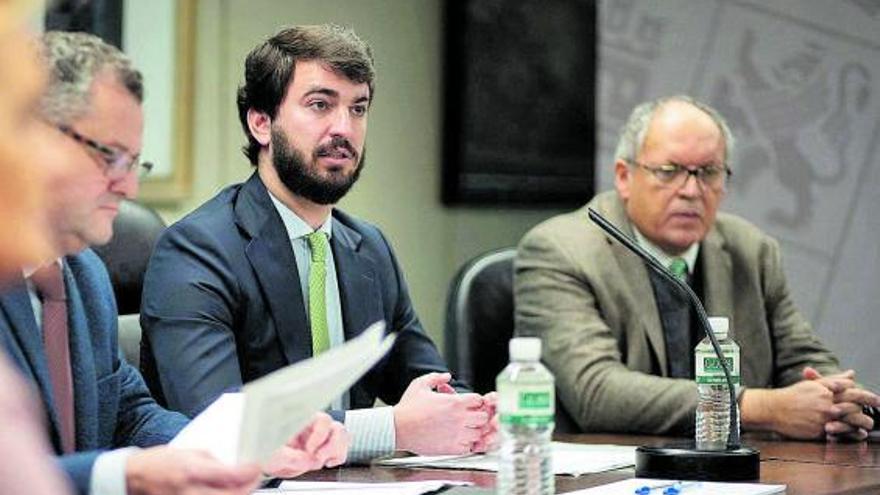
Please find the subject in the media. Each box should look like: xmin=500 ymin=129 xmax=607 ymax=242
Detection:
xmin=377 ymin=442 xmax=635 ymax=476
xmin=567 ymin=478 xmax=785 ymax=494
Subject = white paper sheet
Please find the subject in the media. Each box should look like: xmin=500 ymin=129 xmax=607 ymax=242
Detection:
xmin=567 ymin=478 xmax=785 ymax=495
xmin=255 ymin=480 xmax=471 ymax=494
xmin=376 ymin=442 xmax=635 ymax=476
xmin=170 ymin=393 xmax=244 ymax=465
xmin=171 ymin=321 xmax=395 ymax=465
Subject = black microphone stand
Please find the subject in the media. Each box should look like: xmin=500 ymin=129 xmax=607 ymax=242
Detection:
xmin=588 ymin=208 xmax=760 ymax=481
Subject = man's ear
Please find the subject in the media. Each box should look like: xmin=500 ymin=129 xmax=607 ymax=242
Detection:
xmin=614 ymin=159 xmax=632 ymax=201
xmin=247 ymin=109 xmax=272 ymax=146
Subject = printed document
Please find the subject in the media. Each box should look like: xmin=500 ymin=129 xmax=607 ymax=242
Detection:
xmin=172 ymin=321 xmax=395 ymax=464
xmin=377 ymin=442 xmax=635 ymax=476
xmin=567 ymin=478 xmax=785 ymax=494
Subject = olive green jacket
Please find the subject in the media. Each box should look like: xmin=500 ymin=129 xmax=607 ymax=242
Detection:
xmin=515 ymin=190 xmax=840 ymax=435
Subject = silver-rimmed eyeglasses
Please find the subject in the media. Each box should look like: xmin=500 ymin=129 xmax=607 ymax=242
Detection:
xmin=57 ymin=125 xmax=153 ymax=179
xmin=631 ymin=161 xmax=731 ymax=190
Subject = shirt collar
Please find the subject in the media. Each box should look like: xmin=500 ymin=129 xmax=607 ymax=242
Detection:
xmin=268 ymin=191 xmax=333 ymax=241
xmin=633 ymin=228 xmax=700 ymax=275
xmin=22 ymin=258 xmax=63 ymax=279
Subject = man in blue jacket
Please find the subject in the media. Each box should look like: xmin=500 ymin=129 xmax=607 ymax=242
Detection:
xmin=0 ymin=31 xmax=347 ymax=495
xmin=141 ymin=24 xmax=496 ymax=462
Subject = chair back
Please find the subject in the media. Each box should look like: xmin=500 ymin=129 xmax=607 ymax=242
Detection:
xmin=444 ymin=246 xmax=581 ymax=432
xmin=117 ymin=314 xmax=142 ymax=366
xmin=444 ymin=248 xmax=516 ymax=394
xmin=92 ymin=199 xmax=166 ymax=315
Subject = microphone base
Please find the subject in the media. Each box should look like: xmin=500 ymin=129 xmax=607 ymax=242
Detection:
xmin=635 ymin=442 xmax=760 ymax=481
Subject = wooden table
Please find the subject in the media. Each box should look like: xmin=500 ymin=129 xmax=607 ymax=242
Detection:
xmin=300 ymin=434 xmax=880 ymax=494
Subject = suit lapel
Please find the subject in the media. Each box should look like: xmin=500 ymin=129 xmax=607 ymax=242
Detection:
xmin=0 ymin=280 xmax=61 ymax=439
xmin=61 ymin=259 xmax=99 ymax=450
xmin=700 ymin=228 xmax=734 ymax=327
xmin=237 ymin=174 xmax=312 ymax=363
xmin=331 ymin=221 xmax=380 ymax=340
xmin=595 ymin=195 xmax=668 ymax=374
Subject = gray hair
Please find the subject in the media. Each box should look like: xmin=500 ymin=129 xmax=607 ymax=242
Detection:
xmin=39 ymin=31 xmax=143 ymax=124
xmin=613 ymin=95 xmax=735 ymax=168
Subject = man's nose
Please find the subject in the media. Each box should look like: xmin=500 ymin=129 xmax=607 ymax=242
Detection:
xmin=328 ymin=108 xmax=354 ymax=138
xmin=677 ymin=171 xmax=703 ymax=198
xmin=108 ymin=169 xmax=139 ymax=199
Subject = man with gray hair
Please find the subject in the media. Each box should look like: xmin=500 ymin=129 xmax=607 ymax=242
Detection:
xmin=515 ymin=95 xmax=879 ymax=440
xmin=0 ymin=31 xmax=347 ymax=495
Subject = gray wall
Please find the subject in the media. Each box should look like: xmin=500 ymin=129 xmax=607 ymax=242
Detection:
xmin=162 ymin=0 xmax=878 ymax=388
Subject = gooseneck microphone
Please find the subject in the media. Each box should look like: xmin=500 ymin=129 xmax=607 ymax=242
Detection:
xmin=587 ymin=208 xmax=739 ymax=447
xmin=587 ymin=207 xmax=759 ymax=481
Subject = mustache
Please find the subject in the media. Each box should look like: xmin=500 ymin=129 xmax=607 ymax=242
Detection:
xmin=314 ymin=136 xmax=358 ymax=161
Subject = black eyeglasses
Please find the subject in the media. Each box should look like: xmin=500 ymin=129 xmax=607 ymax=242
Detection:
xmin=631 ymin=161 xmax=731 ymax=190
xmin=56 ymin=125 xmax=153 ymax=179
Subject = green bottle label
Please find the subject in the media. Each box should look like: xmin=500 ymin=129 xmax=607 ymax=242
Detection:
xmin=703 ymin=356 xmax=734 ymax=372
xmin=499 ymin=384 xmax=554 ymax=426
xmin=520 ymin=391 xmax=551 ymax=409
xmin=695 ymin=346 xmax=740 ymax=385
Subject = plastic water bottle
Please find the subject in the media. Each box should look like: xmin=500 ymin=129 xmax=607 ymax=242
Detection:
xmin=497 ymin=337 xmax=554 ymax=495
xmin=695 ymin=316 xmax=741 ymax=450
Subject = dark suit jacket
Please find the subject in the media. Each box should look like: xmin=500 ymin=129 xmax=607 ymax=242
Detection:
xmin=0 ymin=250 xmax=189 ymax=494
xmin=140 ymin=173 xmax=456 ymax=419
xmin=515 ymin=191 xmax=841 ymax=435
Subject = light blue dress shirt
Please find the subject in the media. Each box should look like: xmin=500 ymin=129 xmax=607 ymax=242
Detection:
xmin=268 ymin=193 xmax=395 ymax=462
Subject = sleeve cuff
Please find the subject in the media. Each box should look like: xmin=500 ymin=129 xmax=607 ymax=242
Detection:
xmin=89 ymin=447 xmax=140 ymax=495
xmin=344 ymin=406 xmax=395 ymax=464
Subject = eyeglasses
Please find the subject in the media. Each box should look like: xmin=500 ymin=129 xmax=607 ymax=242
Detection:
xmin=631 ymin=161 xmax=731 ymax=190
xmin=56 ymin=125 xmax=153 ymax=179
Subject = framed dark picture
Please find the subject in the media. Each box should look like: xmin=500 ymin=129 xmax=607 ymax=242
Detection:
xmin=442 ymin=0 xmax=597 ymax=206
xmin=44 ymin=0 xmax=197 ymax=204
xmin=45 ymin=0 xmax=124 ymax=49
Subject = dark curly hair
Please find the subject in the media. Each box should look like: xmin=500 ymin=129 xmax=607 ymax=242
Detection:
xmin=237 ymin=24 xmax=375 ymax=165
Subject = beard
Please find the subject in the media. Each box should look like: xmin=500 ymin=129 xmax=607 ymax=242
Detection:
xmin=270 ymin=127 xmax=365 ymax=205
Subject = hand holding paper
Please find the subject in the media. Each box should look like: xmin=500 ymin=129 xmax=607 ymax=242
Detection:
xmin=264 ymin=412 xmax=349 ymax=478
xmin=125 ymin=446 xmax=261 ymax=495
xmin=172 ymin=322 xmax=395 ymax=475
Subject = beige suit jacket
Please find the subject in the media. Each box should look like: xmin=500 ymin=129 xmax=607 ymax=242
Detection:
xmin=515 ymin=190 xmax=840 ymax=435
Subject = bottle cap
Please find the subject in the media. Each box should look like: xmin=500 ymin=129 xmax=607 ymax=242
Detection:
xmin=708 ymin=316 xmax=729 ymax=339
xmin=509 ymin=337 xmax=541 ymax=361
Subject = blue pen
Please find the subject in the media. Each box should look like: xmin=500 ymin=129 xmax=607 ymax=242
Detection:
xmin=634 ymin=481 xmax=701 ymax=495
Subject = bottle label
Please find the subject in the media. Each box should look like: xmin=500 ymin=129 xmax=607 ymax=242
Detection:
xmin=499 ymin=384 xmax=555 ymax=426
xmin=695 ymin=348 xmax=740 ymax=385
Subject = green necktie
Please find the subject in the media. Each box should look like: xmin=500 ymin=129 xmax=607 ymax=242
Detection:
xmin=307 ymin=232 xmax=330 ymax=355
xmin=669 ymin=257 xmax=688 ymax=282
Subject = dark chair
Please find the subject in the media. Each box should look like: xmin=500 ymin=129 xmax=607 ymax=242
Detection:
xmin=444 ymin=248 xmax=516 ymax=395
xmin=93 ymin=199 xmax=166 ymax=315
xmin=92 ymin=199 xmax=166 ymax=366
xmin=444 ymin=247 xmax=580 ymax=432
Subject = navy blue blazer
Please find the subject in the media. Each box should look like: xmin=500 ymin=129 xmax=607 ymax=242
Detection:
xmin=140 ymin=173 xmax=458 ymax=419
xmin=0 ymin=250 xmax=189 ymax=494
